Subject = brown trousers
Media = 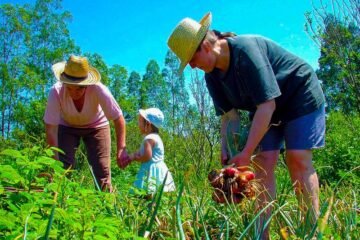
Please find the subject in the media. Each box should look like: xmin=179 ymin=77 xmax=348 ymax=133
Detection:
xmin=58 ymin=125 xmax=112 ymax=191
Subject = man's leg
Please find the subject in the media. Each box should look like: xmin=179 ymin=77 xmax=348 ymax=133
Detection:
xmin=283 ymin=105 xmax=325 ymax=220
xmin=285 ymin=150 xmax=320 ymax=218
xmin=253 ymin=150 xmax=280 ymax=240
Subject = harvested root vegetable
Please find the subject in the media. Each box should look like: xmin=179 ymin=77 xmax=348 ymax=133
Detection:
xmin=212 ymin=188 xmax=226 ymax=203
xmin=243 ymin=171 xmax=255 ymax=181
xmin=223 ymin=167 xmax=238 ymax=177
xmin=229 ymin=193 xmax=244 ymax=204
xmin=208 ymin=166 xmax=256 ymax=204
xmin=208 ymin=169 xmax=221 ymax=182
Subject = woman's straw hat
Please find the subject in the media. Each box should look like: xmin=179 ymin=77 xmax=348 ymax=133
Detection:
xmin=167 ymin=12 xmax=212 ymax=73
xmin=52 ymin=55 xmax=101 ymax=85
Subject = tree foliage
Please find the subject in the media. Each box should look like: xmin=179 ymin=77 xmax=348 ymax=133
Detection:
xmin=162 ymin=50 xmax=189 ymax=134
xmin=305 ymin=0 xmax=360 ymax=113
xmin=124 ymin=71 xmax=142 ymax=118
xmin=0 ymin=0 xmax=77 ymax=139
xmin=140 ymin=60 xmax=169 ymax=110
xmin=109 ymin=64 xmax=128 ymax=101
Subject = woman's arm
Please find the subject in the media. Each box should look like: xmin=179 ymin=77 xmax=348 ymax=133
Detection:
xmin=113 ymin=115 xmax=126 ymax=161
xmin=45 ymin=123 xmax=59 ymax=160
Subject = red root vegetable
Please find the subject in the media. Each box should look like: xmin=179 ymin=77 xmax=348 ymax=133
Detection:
xmin=230 ymin=182 xmax=245 ymax=194
xmin=212 ymin=188 xmax=226 ymax=203
xmin=243 ymin=171 xmax=255 ymax=181
xmin=208 ymin=169 xmax=221 ymax=181
xmin=208 ymin=167 xmax=256 ymax=204
xmin=210 ymin=176 xmax=224 ymax=189
xmin=230 ymin=193 xmax=244 ymax=204
xmin=223 ymin=167 xmax=238 ymax=178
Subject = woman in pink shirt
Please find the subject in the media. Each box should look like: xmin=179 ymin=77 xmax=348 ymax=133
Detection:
xmin=44 ymin=55 xmax=126 ymax=191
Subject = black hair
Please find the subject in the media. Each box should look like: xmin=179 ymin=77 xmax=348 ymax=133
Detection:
xmin=197 ymin=29 xmax=237 ymax=51
xmin=212 ymin=29 xmax=237 ymax=39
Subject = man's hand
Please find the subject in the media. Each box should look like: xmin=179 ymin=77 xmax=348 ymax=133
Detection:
xmin=221 ymin=143 xmax=229 ymax=166
xmin=228 ymin=150 xmax=252 ymax=167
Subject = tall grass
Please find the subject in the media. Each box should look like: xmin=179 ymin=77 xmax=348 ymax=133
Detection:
xmin=0 ymin=144 xmax=359 ymax=239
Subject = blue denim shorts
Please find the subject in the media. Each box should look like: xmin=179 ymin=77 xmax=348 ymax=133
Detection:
xmin=258 ymin=105 xmax=326 ymax=151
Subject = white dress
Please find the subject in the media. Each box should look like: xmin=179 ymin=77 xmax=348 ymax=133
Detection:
xmin=133 ymin=133 xmax=176 ymax=193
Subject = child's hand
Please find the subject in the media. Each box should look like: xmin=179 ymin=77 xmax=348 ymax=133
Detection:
xmin=130 ymin=152 xmax=141 ymax=161
xmin=117 ymin=150 xmax=132 ymax=169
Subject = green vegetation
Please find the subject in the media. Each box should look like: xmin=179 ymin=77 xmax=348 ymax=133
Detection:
xmin=0 ymin=122 xmax=359 ymax=239
xmin=1 ymin=0 xmax=359 ymax=239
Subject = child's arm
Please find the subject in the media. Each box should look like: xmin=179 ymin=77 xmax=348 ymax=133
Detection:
xmin=130 ymin=139 xmax=155 ymax=163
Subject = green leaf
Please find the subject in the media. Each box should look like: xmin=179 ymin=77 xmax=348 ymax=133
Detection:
xmin=0 ymin=149 xmax=26 ymax=160
xmin=0 ymin=165 xmax=24 ymax=184
xmin=0 ymin=210 xmax=17 ymax=230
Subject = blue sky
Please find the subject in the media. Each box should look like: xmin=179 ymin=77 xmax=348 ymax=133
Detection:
xmin=6 ymin=0 xmax=320 ymax=75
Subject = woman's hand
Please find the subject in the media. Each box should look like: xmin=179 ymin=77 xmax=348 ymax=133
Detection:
xmin=113 ymin=116 xmax=126 ymax=161
xmin=117 ymin=149 xmax=132 ymax=169
xmin=45 ymin=124 xmax=59 ymax=160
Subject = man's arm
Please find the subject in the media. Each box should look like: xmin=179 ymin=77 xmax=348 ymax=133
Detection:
xmin=229 ymin=99 xmax=276 ymax=166
xmin=220 ymin=108 xmax=241 ymax=165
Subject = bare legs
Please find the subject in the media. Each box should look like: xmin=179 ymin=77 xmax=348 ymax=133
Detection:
xmin=253 ymin=150 xmax=279 ymax=240
xmin=285 ymin=150 xmax=320 ymax=218
xmin=253 ymin=149 xmax=320 ymax=239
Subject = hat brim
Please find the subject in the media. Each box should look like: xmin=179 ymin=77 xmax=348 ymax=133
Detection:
xmin=139 ymin=109 xmax=163 ymax=129
xmin=178 ymin=12 xmax=212 ymax=73
xmin=139 ymin=109 xmax=147 ymax=122
xmin=52 ymin=61 xmax=101 ymax=86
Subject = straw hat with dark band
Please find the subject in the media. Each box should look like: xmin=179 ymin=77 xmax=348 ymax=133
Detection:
xmin=167 ymin=12 xmax=212 ymax=73
xmin=52 ymin=55 xmax=101 ymax=85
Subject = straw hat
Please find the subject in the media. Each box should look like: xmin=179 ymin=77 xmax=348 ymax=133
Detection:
xmin=139 ymin=108 xmax=164 ymax=129
xmin=167 ymin=12 xmax=212 ymax=73
xmin=52 ymin=55 xmax=101 ymax=85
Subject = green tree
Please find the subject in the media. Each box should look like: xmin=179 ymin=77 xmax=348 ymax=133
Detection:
xmin=0 ymin=0 xmax=77 ymax=139
xmin=127 ymin=71 xmax=141 ymax=97
xmin=109 ymin=64 xmax=128 ymax=101
xmin=125 ymin=71 xmax=141 ymax=116
xmin=305 ymin=0 xmax=360 ymax=113
xmin=11 ymin=98 xmax=47 ymax=145
xmin=26 ymin=0 xmax=77 ymax=96
xmin=162 ymin=50 xmax=189 ymax=134
xmin=85 ymin=53 xmax=109 ymax=86
xmin=140 ymin=60 xmax=169 ymax=110
xmin=186 ymin=70 xmax=220 ymax=175
xmin=0 ymin=4 xmax=28 ymax=138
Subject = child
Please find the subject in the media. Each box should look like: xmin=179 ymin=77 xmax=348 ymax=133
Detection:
xmin=118 ymin=108 xmax=176 ymax=194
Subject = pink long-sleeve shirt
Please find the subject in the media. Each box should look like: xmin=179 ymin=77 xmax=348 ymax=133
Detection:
xmin=44 ymin=82 xmax=122 ymax=128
